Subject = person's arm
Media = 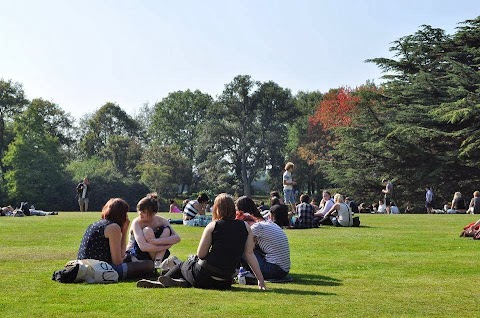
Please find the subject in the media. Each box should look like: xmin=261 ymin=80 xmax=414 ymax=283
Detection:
xmin=451 ymin=199 xmax=455 ymax=209
xmin=323 ymin=203 xmax=339 ymax=217
xmin=196 ymin=221 xmax=215 ymax=259
xmin=131 ymin=218 xmax=170 ymax=253
xmin=243 ymin=223 xmax=266 ymax=290
xmin=121 ymin=218 xmax=130 ymax=257
xmin=146 ymin=217 xmax=181 ymax=246
xmin=194 ymin=202 xmax=206 ymax=216
xmin=282 ymin=174 xmax=296 ymax=186
xmin=382 ymin=183 xmax=392 ymax=194
xmin=315 ymin=200 xmax=333 ymax=217
xmin=104 ymin=223 xmax=125 ymax=266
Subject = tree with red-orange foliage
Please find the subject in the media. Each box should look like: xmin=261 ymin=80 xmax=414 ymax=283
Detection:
xmin=309 ymin=87 xmax=360 ymax=131
xmin=298 ymin=88 xmax=360 ymax=165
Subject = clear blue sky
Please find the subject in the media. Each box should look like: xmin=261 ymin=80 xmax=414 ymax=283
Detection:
xmin=1 ymin=0 xmax=478 ymax=120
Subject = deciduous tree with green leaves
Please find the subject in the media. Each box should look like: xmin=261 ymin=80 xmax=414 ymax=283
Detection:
xmin=0 ymin=79 xmax=27 ymax=183
xmin=198 ymin=75 xmax=296 ymax=196
xmin=3 ymin=99 xmax=72 ymax=209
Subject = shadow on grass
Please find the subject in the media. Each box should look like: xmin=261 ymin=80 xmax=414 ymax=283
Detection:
xmin=320 ymin=225 xmax=374 ymax=229
xmin=289 ymin=273 xmax=342 ymax=287
xmin=230 ymin=274 xmax=340 ymax=296
xmin=231 ymin=286 xmax=336 ymax=296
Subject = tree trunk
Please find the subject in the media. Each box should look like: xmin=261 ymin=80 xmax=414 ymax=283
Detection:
xmin=240 ymin=149 xmax=251 ymax=196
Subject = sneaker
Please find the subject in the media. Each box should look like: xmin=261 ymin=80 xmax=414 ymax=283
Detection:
xmin=136 ymin=279 xmax=165 ymax=288
xmin=157 ymin=275 xmax=190 ymax=288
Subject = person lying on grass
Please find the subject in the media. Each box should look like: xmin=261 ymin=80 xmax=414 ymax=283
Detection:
xmin=126 ymin=193 xmax=181 ymax=264
xmin=77 ymin=198 xmax=154 ymax=280
xmin=137 ymin=193 xmax=266 ymax=290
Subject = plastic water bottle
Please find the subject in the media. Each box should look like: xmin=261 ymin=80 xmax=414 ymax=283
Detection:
xmin=154 ymin=259 xmax=162 ymax=275
xmin=237 ymin=267 xmax=247 ymax=285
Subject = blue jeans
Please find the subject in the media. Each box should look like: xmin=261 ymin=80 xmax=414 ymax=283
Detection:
xmin=254 ymin=250 xmax=288 ymax=280
xmin=283 ymin=189 xmax=295 ymax=204
xmin=111 ymin=263 xmax=127 ymax=280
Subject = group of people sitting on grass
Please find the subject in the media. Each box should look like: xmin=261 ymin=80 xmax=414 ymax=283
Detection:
xmin=426 ymin=190 xmax=480 ymax=214
xmin=177 ymin=189 xmax=360 ymax=229
xmin=445 ymin=191 xmax=480 ymax=214
xmin=253 ymin=190 xmax=359 ymax=229
xmin=77 ymin=192 xmax=294 ymax=290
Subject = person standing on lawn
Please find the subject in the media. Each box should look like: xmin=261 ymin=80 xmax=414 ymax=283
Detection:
xmin=76 ymin=177 xmax=91 ymax=212
xmin=283 ymin=162 xmax=296 ymax=215
xmin=425 ymin=186 xmax=434 ymax=214
xmin=382 ymin=178 xmax=393 ymax=214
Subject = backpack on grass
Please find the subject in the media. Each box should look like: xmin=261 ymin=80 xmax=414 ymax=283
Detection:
xmin=52 ymin=259 xmax=118 ymax=284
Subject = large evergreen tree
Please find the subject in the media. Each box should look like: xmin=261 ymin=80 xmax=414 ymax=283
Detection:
xmin=317 ymin=17 xmax=480 ymax=208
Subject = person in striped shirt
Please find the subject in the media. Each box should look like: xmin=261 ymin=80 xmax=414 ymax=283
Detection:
xmin=183 ymin=193 xmax=209 ymax=226
xmin=236 ymin=196 xmax=291 ymax=279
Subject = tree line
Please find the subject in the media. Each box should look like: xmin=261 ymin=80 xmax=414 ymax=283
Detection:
xmin=1 ymin=16 xmax=479 ymax=211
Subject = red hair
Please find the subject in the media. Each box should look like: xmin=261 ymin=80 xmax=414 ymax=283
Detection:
xmin=101 ymin=198 xmax=129 ymax=227
xmin=212 ymin=193 xmax=236 ymax=221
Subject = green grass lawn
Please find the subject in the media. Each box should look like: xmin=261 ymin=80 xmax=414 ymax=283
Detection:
xmin=1 ymin=212 xmax=479 ymax=317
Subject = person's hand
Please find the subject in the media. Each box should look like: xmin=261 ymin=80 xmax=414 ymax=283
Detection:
xmin=258 ymin=280 xmax=267 ymax=290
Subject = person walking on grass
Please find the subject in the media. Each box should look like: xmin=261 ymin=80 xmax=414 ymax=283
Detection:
xmin=283 ymin=162 xmax=296 ymax=214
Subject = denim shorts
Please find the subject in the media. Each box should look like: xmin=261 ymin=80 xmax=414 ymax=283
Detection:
xmin=283 ymin=189 xmax=295 ymax=204
xmin=254 ymin=250 xmax=288 ymax=279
